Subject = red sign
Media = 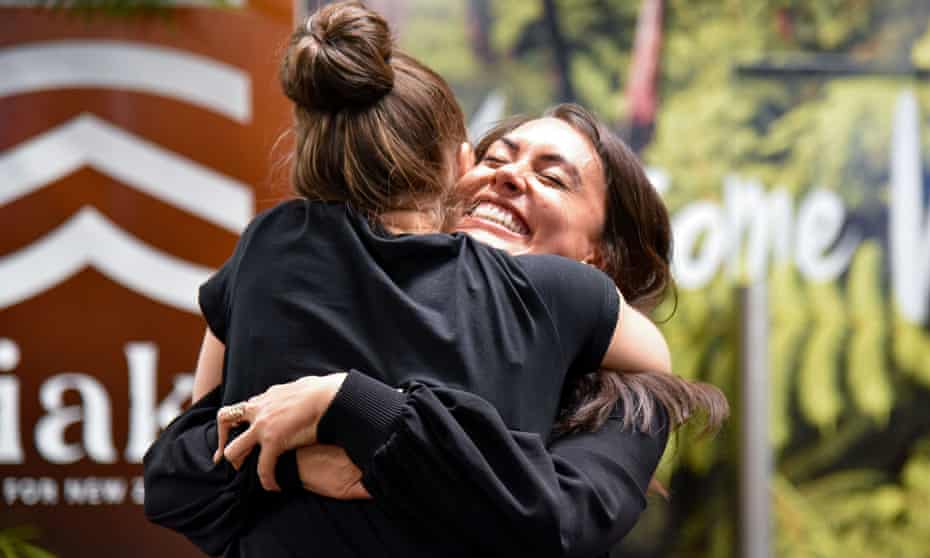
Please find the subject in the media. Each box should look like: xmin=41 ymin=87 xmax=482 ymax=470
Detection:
xmin=0 ymin=4 xmax=293 ymax=555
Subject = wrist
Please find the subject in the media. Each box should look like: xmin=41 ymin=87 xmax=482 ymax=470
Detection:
xmin=302 ymin=372 xmax=348 ymax=443
xmin=316 ymin=370 xmax=407 ymax=468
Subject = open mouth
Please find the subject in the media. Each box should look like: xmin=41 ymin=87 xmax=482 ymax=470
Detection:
xmin=464 ymin=201 xmax=530 ymax=236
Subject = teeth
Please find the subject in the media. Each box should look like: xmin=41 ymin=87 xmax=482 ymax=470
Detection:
xmin=468 ymin=202 xmax=529 ymax=235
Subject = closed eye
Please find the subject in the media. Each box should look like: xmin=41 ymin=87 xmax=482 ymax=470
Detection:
xmin=541 ymin=173 xmax=566 ymax=188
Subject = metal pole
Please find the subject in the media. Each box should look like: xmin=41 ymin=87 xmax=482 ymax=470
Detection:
xmin=739 ymin=281 xmax=771 ymax=558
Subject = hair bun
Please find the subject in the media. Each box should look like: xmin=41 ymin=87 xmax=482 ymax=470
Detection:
xmin=281 ymin=1 xmax=394 ymax=112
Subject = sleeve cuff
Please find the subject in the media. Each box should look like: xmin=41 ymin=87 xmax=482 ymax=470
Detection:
xmin=316 ymin=370 xmax=407 ymax=469
xmin=198 ymin=282 xmax=227 ymax=343
xmin=578 ymin=278 xmax=621 ymax=375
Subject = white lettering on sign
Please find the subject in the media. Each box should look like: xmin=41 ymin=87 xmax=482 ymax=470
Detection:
xmin=2 ymin=476 xmax=145 ymax=506
xmin=891 ymin=91 xmax=930 ymax=324
xmin=0 ymin=338 xmax=20 ymax=370
xmin=671 ymin=201 xmax=728 ymax=289
xmin=63 ymin=477 xmax=127 ymax=505
xmin=794 ymin=189 xmax=860 ymax=282
xmin=0 ymin=374 xmax=24 ymax=464
xmin=0 ymin=340 xmax=24 ymax=463
xmin=671 ymin=180 xmax=860 ymax=289
xmin=0 ymin=341 xmax=193 ymax=465
xmin=131 ymin=476 xmax=145 ymax=505
xmin=723 ymin=176 xmax=795 ymax=280
xmin=124 ymin=342 xmax=194 ymax=462
xmin=661 ymin=89 xmax=930 ymax=325
xmin=724 ymin=175 xmax=770 ymax=280
xmin=35 ymin=373 xmax=117 ymax=464
xmin=3 ymin=477 xmax=58 ymax=506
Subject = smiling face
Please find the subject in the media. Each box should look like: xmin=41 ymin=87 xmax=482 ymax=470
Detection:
xmin=455 ymin=117 xmax=608 ymax=261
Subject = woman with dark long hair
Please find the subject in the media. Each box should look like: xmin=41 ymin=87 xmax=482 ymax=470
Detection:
xmin=144 ymin=3 xmax=727 ymax=557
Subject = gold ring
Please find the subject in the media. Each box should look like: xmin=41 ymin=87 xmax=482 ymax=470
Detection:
xmin=220 ymin=403 xmax=246 ymax=423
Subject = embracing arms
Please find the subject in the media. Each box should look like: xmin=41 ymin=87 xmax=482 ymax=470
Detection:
xmin=187 ymin=289 xmax=671 ymax=408
xmin=313 ymin=371 xmax=669 ymax=558
xmin=145 ymin=372 xmax=667 ymax=558
xmin=144 ymin=335 xmax=668 ymax=558
xmin=601 ymin=289 xmax=670 ymax=374
xmin=146 ymin=252 xmax=671 ymax=556
xmin=191 ymin=328 xmax=224 ymax=403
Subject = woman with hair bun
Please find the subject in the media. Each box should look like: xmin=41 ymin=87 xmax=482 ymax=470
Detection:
xmin=144 ymin=2 xmax=726 ymax=557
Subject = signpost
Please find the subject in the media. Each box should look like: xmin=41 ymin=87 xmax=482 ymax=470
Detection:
xmin=0 ymin=3 xmax=294 ymax=555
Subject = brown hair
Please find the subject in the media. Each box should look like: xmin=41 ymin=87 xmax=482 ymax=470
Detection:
xmin=280 ymin=1 xmax=467 ymax=217
xmin=475 ymin=104 xmax=729 ymax=437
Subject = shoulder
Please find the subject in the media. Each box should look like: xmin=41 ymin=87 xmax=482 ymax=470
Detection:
xmin=514 ymin=254 xmax=614 ymax=293
xmin=241 ymin=198 xmax=303 ymax=235
xmin=514 ymin=253 xmax=587 ymax=272
xmin=240 ymin=198 xmax=349 ymax=240
xmin=249 ymin=198 xmax=334 ymax=228
xmin=512 ymin=255 xmax=620 ymax=357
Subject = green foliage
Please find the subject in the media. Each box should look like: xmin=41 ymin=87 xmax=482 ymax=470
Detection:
xmin=489 ymin=1 xmax=541 ymax=54
xmin=797 ymin=281 xmax=845 ymax=431
xmin=846 ymin=242 xmax=893 ymax=425
xmin=773 ymin=438 xmax=930 ymax=558
xmin=769 ymin=263 xmax=806 ymax=450
xmin=399 ymin=2 xmax=930 ymax=556
xmin=641 ymin=2 xmax=930 ymax=556
xmin=32 ymin=0 xmax=231 ymax=20
xmin=400 ymin=0 xmax=638 ymax=119
xmin=0 ymin=527 xmax=56 ymax=558
xmin=398 ymin=1 xmax=476 ymax=83
xmin=911 ymin=20 xmax=930 ymax=68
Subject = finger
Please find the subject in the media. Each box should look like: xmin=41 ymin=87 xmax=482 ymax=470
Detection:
xmin=457 ymin=142 xmax=475 ymax=179
xmin=224 ymin=425 xmax=260 ymax=469
xmin=257 ymin=445 xmax=283 ymax=492
xmin=214 ymin=403 xmax=248 ymax=463
xmin=214 ymin=413 xmax=231 ymax=464
xmin=345 ymin=482 xmax=372 ymax=500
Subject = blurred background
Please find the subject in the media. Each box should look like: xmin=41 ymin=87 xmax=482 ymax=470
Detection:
xmin=2 ymin=0 xmax=930 ymax=556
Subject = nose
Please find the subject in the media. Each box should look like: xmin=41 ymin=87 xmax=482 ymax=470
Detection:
xmin=492 ymin=164 xmax=527 ymax=196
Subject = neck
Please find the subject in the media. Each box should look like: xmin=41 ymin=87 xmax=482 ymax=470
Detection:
xmin=379 ymin=202 xmax=442 ymax=235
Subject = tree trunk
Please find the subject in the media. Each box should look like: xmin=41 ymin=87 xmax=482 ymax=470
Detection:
xmin=626 ymin=0 xmax=664 ymax=152
xmin=467 ymin=0 xmax=496 ymax=66
xmin=542 ymin=0 xmax=575 ymax=103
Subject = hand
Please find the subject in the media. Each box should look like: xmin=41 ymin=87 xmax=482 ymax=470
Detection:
xmin=297 ymin=445 xmax=371 ymax=500
xmin=214 ymin=373 xmax=347 ymax=491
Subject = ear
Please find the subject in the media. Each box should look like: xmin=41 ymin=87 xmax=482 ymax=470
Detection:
xmin=581 ymin=244 xmax=606 ymax=269
xmin=457 ymin=142 xmax=475 ymax=179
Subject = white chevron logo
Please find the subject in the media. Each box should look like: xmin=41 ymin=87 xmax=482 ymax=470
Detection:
xmin=0 ymin=113 xmax=252 ymax=233
xmin=0 ymin=40 xmax=251 ymax=123
xmin=0 ymin=207 xmax=212 ymax=313
xmin=0 ymin=40 xmax=255 ymax=313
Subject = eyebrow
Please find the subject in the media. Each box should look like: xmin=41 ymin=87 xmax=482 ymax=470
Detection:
xmin=498 ymin=135 xmax=583 ymax=188
xmin=542 ymin=153 xmax=582 ymax=186
xmin=499 ymin=136 xmax=519 ymax=154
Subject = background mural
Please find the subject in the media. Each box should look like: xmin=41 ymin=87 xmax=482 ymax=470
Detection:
xmin=390 ymin=1 xmax=930 ymax=556
xmin=2 ymin=0 xmax=930 ymax=556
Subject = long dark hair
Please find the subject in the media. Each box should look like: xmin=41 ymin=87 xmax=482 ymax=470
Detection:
xmin=475 ymin=104 xmax=729 ymax=436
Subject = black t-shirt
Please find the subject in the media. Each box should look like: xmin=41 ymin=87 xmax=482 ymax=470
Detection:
xmin=200 ymin=199 xmax=619 ymax=438
xmin=143 ymin=200 xmax=663 ymax=558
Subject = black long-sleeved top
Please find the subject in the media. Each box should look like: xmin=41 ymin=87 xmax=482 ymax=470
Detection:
xmin=144 ymin=376 xmax=668 ymax=558
xmin=318 ymin=372 xmax=669 ymax=558
xmin=198 ymin=200 xmax=618 ymax=437
xmin=143 ymin=200 xmax=668 ymax=557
